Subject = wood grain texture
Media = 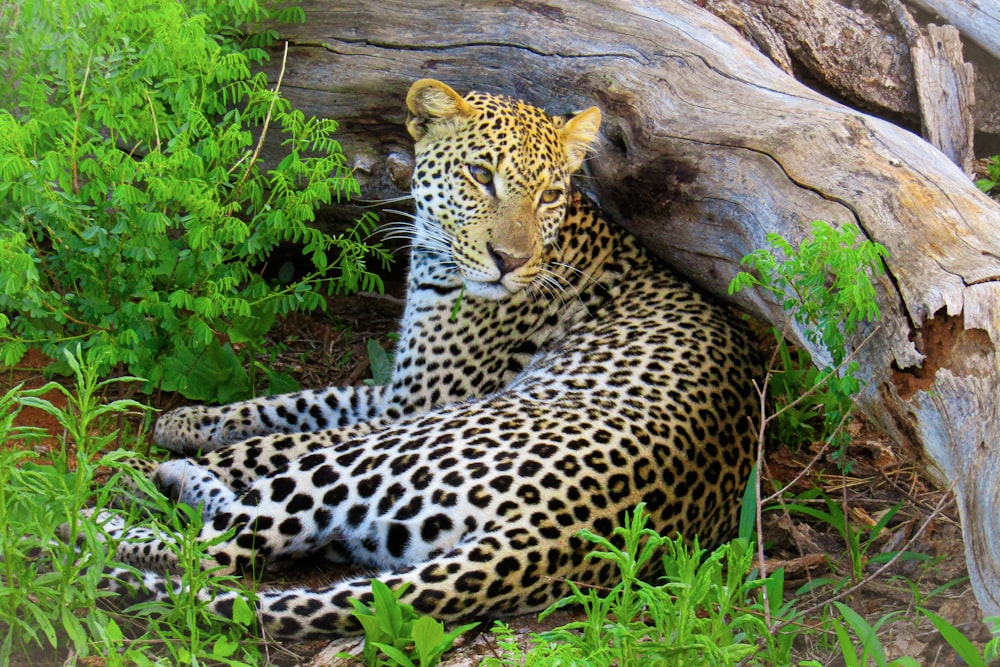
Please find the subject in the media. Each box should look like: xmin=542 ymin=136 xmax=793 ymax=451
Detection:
xmin=908 ymin=0 xmax=1000 ymax=60
xmin=703 ymin=0 xmax=916 ymax=115
xmin=701 ymin=0 xmax=1000 ymax=136
xmin=264 ymin=0 xmax=1000 ymax=616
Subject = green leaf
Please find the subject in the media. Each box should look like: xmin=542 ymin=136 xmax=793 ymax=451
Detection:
xmin=228 ymin=299 xmax=277 ymax=344
xmin=372 ymin=579 xmax=406 ymax=637
xmin=365 ymin=338 xmax=394 ymax=387
xmin=919 ymin=607 xmax=986 ymax=667
xmin=829 ymin=614 xmax=860 ymax=667
xmin=104 ymin=618 xmax=125 ymax=644
xmin=738 ymin=463 xmax=758 ymax=541
xmin=449 ymin=286 xmax=465 ymax=323
xmin=412 ymin=615 xmax=446 ymax=663
xmin=231 ymin=594 xmax=255 ymax=627
xmin=371 ymin=643 xmax=417 ymax=667
xmin=156 ymin=340 xmax=249 ymax=402
xmin=834 ymin=601 xmax=888 ymax=667
xmin=212 ymin=636 xmax=239 ymax=658
xmin=264 ymin=369 xmax=301 ymax=396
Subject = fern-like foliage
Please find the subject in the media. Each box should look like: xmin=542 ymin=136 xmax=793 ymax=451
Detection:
xmin=0 ymin=0 xmax=392 ymax=401
xmin=729 ymin=221 xmax=887 ymax=458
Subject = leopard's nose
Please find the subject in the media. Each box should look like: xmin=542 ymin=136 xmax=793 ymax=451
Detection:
xmin=487 ymin=243 xmax=530 ymax=276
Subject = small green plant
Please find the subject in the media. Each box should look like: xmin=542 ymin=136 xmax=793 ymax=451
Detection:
xmin=985 ymin=616 xmax=1000 ymax=661
xmin=364 ymin=333 xmax=399 ymax=387
xmin=122 ymin=501 xmax=261 ymax=666
xmin=17 ymin=346 xmax=149 ymax=462
xmin=0 ymin=347 xmax=143 ymax=662
xmin=345 ymin=579 xmax=478 ymax=667
xmin=911 ymin=609 xmax=1000 ymax=667
xmin=496 ymin=504 xmax=797 ymax=666
xmin=729 ymin=220 xmax=887 ymax=460
xmin=482 ymin=621 xmax=587 ymax=666
xmin=781 ymin=488 xmax=929 ymax=589
xmin=0 ymin=347 xmax=262 ymax=664
xmin=812 ymin=602 xmax=918 ymax=667
xmin=0 ymin=0 xmax=392 ymax=402
xmin=977 ymin=155 xmax=1000 ymax=194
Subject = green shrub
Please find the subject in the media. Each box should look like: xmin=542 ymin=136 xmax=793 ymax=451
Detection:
xmin=729 ymin=221 xmax=887 ymax=461
xmin=483 ymin=504 xmax=796 ymax=666
xmin=0 ymin=347 xmax=263 ymax=664
xmin=977 ymin=155 xmax=1000 ymax=194
xmin=0 ymin=0 xmax=391 ymax=402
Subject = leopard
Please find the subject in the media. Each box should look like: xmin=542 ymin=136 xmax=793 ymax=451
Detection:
xmin=101 ymin=79 xmax=761 ymax=639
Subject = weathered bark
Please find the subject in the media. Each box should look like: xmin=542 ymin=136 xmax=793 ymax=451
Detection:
xmin=263 ymin=0 xmax=1000 ymax=617
xmin=702 ymin=0 xmax=916 ymax=115
xmin=882 ymin=2 xmax=977 ymax=175
xmin=908 ymin=0 xmax=1000 ymax=60
xmin=701 ymin=0 xmax=1000 ymax=138
xmin=909 ymin=23 xmax=976 ymax=174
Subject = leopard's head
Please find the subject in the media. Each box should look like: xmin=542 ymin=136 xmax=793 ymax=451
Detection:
xmin=406 ymin=79 xmax=601 ymax=300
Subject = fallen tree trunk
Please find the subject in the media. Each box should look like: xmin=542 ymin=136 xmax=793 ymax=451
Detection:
xmin=699 ymin=0 xmax=1000 ymax=139
xmin=908 ymin=0 xmax=1000 ymax=60
xmin=262 ymin=0 xmax=1000 ymax=617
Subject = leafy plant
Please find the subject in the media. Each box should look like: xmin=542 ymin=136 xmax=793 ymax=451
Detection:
xmin=0 ymin=346 xmax=261 ymax=664
xmin=0 ymin=0 xmax=392 ymax=402
xmin=729 ymin=221 xmax=887 ymax=460
xmin=811 ymin=602 xmax=918 ymax=667
xmin=364 ymin=333 xmax=399 ymax=387
xmin=985 ymin=617 xmax=1000 ymax=662
xmin=977 ymin=155 xmax=1000 ymax=194
xmin=918 ymin=608 xmax=981 ymax=666
xmin=510 ymin=504 xmax=797 ymax=666
xmin=18 ymin=346 xmax=148 ymax=463
xmin=482 ymin=621 xmax=588 ymax=666
xmin=781 ymin=488 xmax=929 ymax=589
xmin=345 ymin=579 xmax=478 ymax=667
xmin=0 ymin=347 xmax=139 ymax=662
xmin=122 ymin=501 xmax=261 ymax=666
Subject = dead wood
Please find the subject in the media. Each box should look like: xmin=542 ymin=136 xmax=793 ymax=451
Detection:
xmin=909 ymin=23 xmax=977 ymax=174
xmin=907 ymin=0 xmax=1000 ymax=60
xmin=884 ymin=2 xmax=977 ymax=174
xmin=701 ymin=0 xmax=1000 ymax=140
xmin=262 ymin=0 xmax=1000 ymax=617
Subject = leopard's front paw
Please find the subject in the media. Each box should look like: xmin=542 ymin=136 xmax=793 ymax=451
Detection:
xmin=154 ymin=405 xmax=236 ymax=454
xmin=153 ymin=460 xmax=237 ymax=520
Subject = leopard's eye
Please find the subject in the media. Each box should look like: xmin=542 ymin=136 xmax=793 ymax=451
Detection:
xmin=468 ymin=165 xmax=493 ymax=186
xmin=539 ymin=189 xmax=562 ymax=205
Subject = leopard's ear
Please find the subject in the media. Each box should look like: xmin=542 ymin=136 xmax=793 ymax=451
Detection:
xmin=559 ymin=106 xmax=602 ymax=173
xmin=406 ymin=79 xmax=473 ymax=141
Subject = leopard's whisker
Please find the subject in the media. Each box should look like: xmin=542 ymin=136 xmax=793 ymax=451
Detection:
xmin=538 ymin=268 xmax=576 ymax=309
xmin=353 ymin=194 xmax=416 ymax=207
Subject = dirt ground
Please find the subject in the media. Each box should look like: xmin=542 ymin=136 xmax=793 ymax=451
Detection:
xmin=4 ymin=287 xmax=997 ymax=666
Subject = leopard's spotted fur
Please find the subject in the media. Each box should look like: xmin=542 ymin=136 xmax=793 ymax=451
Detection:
xmin=105 ymin=79 xmax=760 ymax=639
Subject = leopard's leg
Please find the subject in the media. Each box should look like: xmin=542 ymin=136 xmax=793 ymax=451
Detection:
xmin=109 ymin=515 xmax=582 ymax=639
xmin=219 ymin=531 xmax=569 ymax=639
xmin=110 ymin=399 xmax=645 ymax=638
xmin=153 ymin=385 xmax=391 ymax=454
xmin=100 ymin=455 xmax=355 ymax=573
xmin=109 ymin=424 xmax=383 ymax=571
xmin=112 ymin=411 xmax=479 ymax=576
xmin=160 ymin=420 xmax=381 ymax=500
xmin=75 ymin=509 xmax=188 ymax=573
xmin=104 ymin=425 xmax=379 ymax=535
